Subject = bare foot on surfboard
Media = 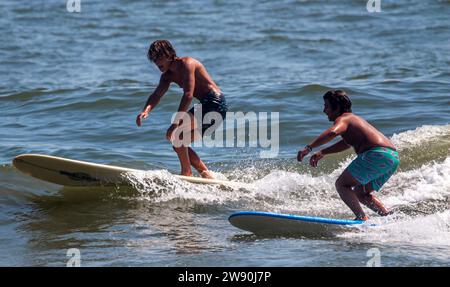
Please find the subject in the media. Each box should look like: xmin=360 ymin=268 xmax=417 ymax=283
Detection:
xmin=200 ymin=170 xmax=215 ymax=179
xmin=354 ymin=215 xmax=369 ymax=221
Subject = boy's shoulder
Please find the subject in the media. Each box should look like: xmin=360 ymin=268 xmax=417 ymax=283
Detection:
xmin=336 ymin=112 xmax=352 ymax=121
xmin=176 ymin=57 xmax=203 ymax=73
xmin=180 ymin=56 xmax=197 ymax=61
xmin=177 ymin=56 xmax=203 ymax=66
xmin=343 ymin=112 xmax=357 ymax=120
xmin=335 ymin=113 xmax=356 ymax=126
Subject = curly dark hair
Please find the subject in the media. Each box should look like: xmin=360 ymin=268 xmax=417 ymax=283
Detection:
xmin=147 ymin=40 xmax=177 ymax=62
xmin=323 ymin=90 xmax=352 ymax=114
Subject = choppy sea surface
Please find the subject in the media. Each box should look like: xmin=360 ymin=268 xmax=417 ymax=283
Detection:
xmin=0 ymin=0 xmax=449 ymax=266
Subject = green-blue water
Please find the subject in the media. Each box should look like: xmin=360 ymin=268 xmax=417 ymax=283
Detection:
xmin=0 ymin=0 xmax=449 ymax=266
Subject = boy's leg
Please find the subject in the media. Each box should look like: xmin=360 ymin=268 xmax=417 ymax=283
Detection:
xmin=188 ymin=147 xmax=214 ymax=179
xmin=186 ymin=124 xmax=214 ymax=178
xmin=186 ymin=119 xmax=214 ymax=178
xmin=172 ymin=145 xmax=192 ymax=176
xmin=171 ymin=114 xmax=214 ymax=178
xmin=345 ymin=147 xmax=399 ymax=218
xmin=187 ymin=109 xmax=215 ymax=179
xmin=170 ymin=113 xmax=198 ymax=177
xmin=355 ymin=183 xmax=391 ymax=216
xmin=335 ymin=170 xmax=368 ymax=220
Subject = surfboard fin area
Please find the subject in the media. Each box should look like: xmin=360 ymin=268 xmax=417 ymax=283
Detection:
xmin=229 ymin=211 xmax=365 ymax=237
xmin=12 ymin=154 xmax=236 ymax=187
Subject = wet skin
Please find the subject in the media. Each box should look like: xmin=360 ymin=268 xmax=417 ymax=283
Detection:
xmin=136 ymin=56 xmax=221 ymax=178
xmin=298 ymin=99 xmax=396 ymax=220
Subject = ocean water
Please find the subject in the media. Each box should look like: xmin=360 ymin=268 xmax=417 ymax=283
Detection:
xmin=0 ymin=0 xmax=449 ymax=266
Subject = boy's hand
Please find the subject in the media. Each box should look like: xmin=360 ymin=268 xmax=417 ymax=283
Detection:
xmin=297 ymin=147 xmax=311 ymax=162
xmin=166 ymin=123 xmax=179 ymax=141
xmin=309 ymin=151 xmax=324 ymax=168
xmin=136 ymin=111 xmax=149 ymax=127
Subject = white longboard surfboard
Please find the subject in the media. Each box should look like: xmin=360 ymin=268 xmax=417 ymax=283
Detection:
xmin=13 ymin=154 xmax=234 ymax=187
xmin=229 ymin=211 xmax=364 ymax=237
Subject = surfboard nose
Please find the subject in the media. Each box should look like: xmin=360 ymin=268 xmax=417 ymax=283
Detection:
xmin=12 ymin=154 xmax=27 ymax=169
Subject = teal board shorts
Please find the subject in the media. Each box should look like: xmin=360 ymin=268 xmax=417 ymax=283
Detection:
xmin=347 ymin=147 xmax=400 ymax=191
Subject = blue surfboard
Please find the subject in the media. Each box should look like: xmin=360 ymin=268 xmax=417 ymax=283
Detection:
xmin=229 ymin=211 xmax=364 ymax=237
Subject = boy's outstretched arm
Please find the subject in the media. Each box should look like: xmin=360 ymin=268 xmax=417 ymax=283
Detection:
xmin=321 ymin=139 xmax=351 ymax=155
xmin=309 ymin=117 xmax=348 ymax=148
xmin=308 ymin=140 xmax=351 ymax=167
xmin=136 ymin=75 xmax=170 ymax=127
xmin=297 ymin=117 xmax=348 ymax=162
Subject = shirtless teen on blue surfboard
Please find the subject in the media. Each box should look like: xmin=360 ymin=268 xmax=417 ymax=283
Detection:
xmin=136 ymin=40 xmax=228 ymax=179
xmin=298 ymin=90 xmax=400 ymax=221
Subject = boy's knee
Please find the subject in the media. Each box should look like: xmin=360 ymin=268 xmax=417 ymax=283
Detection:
xmin=334 ymin=180 xmax=340 ymax=190
xmin=335 ymin=176 xmax=347 ymax=189
xmin=335 ymin=179 xmax=346 ymax=193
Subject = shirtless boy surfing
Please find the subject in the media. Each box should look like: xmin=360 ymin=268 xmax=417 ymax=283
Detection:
xmin=298 ymin=90 xmax=399 ymax=221
xmin=136 ymin=40 xmax=228 ymax=178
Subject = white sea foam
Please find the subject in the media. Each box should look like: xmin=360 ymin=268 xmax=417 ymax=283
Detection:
xmin=339 ymin=210 xmax=450 ymax=248
xmin=391 ymin=124 xmax=450 ymax=151
xmin=382 ymin=157 xmax=450 ymax=207
xmin=122 ymin=169 xmax=256 ymax=205
xmin=121 ymin=154 xmax=449 ymax=218
xmin=121 ymin=124 xmax=449 ymax=247
xmin=122 ymin=125 xmax=449 ymax=203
